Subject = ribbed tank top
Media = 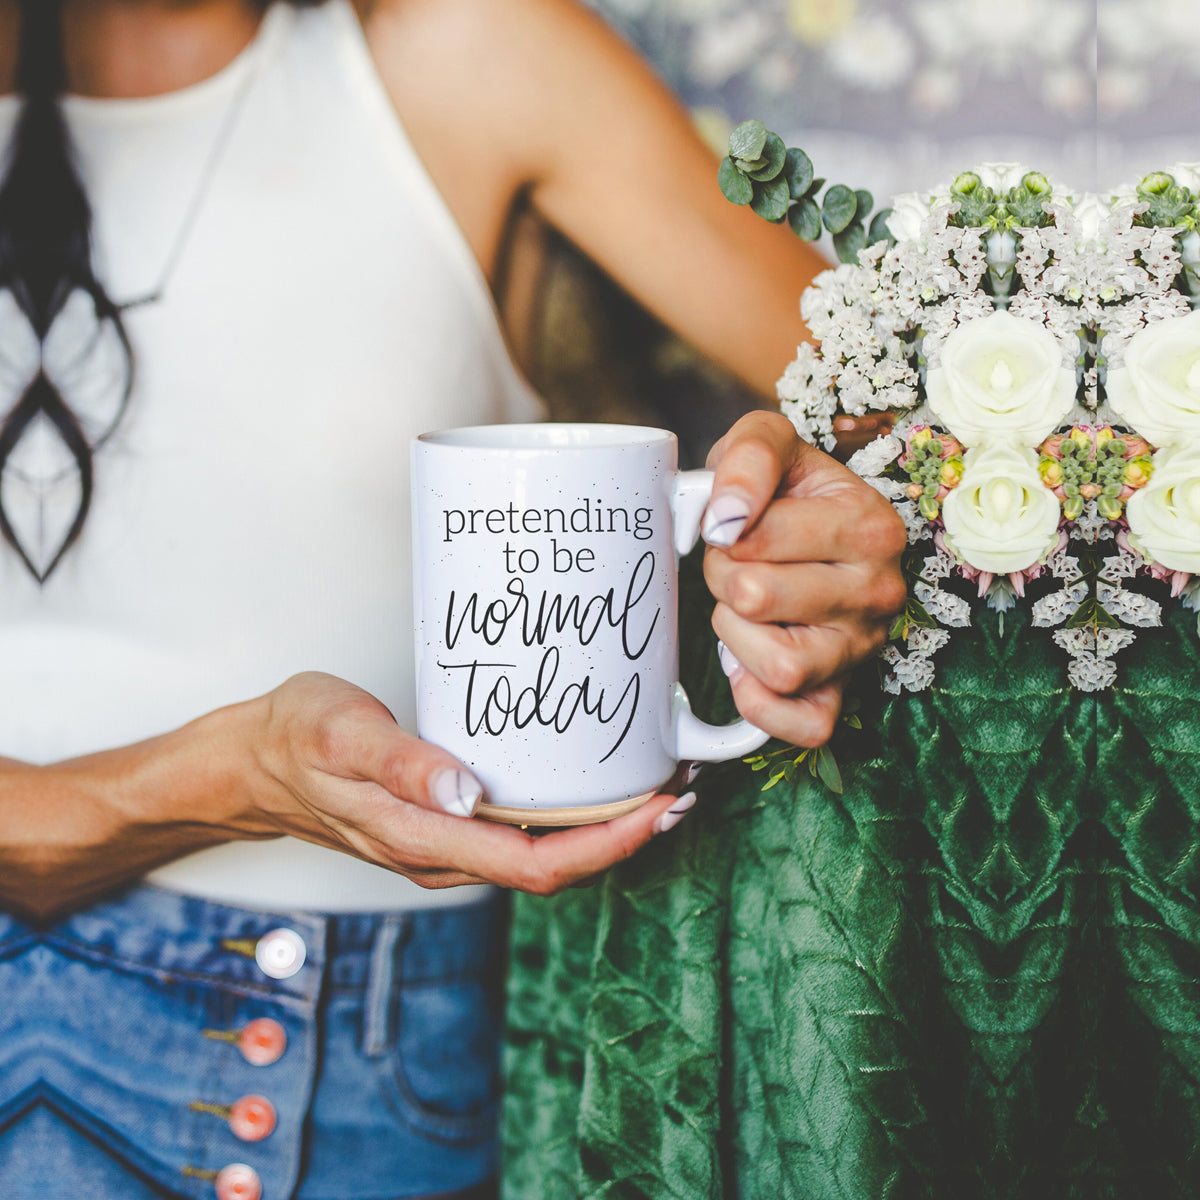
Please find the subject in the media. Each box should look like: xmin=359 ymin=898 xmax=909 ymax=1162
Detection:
xmin=0 ymin=1 xmax=542 ymax=911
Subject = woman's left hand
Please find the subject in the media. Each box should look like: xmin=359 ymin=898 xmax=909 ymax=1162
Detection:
xmin=701 ymin=411 xmax=907 ymax=748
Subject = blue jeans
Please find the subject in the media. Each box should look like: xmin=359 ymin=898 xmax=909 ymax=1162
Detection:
xmin=0 ymin=885 xmax=504 ymax=1199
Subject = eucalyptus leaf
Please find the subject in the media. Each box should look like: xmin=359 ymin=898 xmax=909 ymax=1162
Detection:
xmin=783 ymin=147 xmax=814 ymax=199
xmin=729 ymin=118 xmax=768 ymax=163
xmin=855 ymin=189 xmax=874 ymax=218
xmin=788 ymin=196 xmax=822 ymax=240
xmin=748 ymin=132 xmax=787 ymax=182
xmin=833 ymin=221 xmax=867 ymax=263
xmin=822 ymin=184 xmax=857 ymax=234
xmin=868 ymin=208 xmax=895 ymax=245
xmin=718 ymin=157 xmax=753 ymax=206
xmin=736 ymin=155 xmax=769 ymax=174
xmin=750 ymin=176 xmax=790 ymax=222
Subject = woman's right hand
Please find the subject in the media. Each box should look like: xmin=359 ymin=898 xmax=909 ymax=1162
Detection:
xmin=0 ymin=672 xmax=686 ymax=922
xmin=226 ymin=671 xmax=684 ymax=895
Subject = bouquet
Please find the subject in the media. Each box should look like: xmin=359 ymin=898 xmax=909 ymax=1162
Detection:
xmin=721 ymin=122 xmax=1200 ymax=695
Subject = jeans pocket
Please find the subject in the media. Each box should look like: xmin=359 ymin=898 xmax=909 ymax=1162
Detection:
xmin=381 ymin=976 xmax=501 ymax=1145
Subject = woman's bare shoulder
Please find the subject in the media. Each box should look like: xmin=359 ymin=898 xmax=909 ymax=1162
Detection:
xmin=352 ymin=0 xmax=661 ymax=178
xmin=349 ymin=0 xmax=657 ymax=275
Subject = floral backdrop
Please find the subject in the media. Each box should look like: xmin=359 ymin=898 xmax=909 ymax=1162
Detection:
xmin=584 ymin=0 xmax=1198 ymax=201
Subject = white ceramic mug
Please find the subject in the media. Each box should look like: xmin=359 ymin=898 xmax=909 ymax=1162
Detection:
xmin=411 ymin=423 xmax=768 ymax=824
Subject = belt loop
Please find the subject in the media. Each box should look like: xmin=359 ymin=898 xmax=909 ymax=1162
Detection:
xmin=362 ymin=914 xmax=405 ymax=1057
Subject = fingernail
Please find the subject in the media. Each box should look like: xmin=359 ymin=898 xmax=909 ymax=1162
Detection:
xmin=702 ymin=491 xmax=751 ymax=547
xmin=654 ymin=792 xmax=696 ymax=834
xmin=716 ymin=639 xmax=742 ymax=679
xmin=430 ymin=768 xmax=482 ymax=818
xmin=684 ymin=761 xmax=702 ymax=786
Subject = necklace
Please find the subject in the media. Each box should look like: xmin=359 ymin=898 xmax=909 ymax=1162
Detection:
xmin=117 ymin=13 xmax=271 ymax=312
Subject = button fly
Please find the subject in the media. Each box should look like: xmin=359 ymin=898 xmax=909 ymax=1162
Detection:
xmin=254 ymin=928 xmax=305 ymax=979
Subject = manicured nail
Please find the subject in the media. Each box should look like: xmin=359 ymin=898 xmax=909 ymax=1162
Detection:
xmin=654 ymin=792 xmax=696 ymax=834
xmin=430 ymin=768 xmax=482 ymax=818
xmin=684 ymin=761 xmax=702 ymax=786
xmin=702 ymin=491 xmax=751 ymax=547
xmin=716 ymin=640 xmax=742 ymax=679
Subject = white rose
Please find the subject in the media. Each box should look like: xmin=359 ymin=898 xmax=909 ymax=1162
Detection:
xmin=926 ymin=311 xmax=1077 ymax=446
xmin=942 ymin=444 xmax=1062 ymax=574
xmin=1106 ymin=310 xmax=1200 ymax=448
xmin=886 ymin=192 xmax=931 ymax=243
xmin=1125 ymin=445 xmax=1200 ymax=574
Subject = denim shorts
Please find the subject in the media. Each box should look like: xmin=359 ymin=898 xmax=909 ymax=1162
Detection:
xmin=0 ymin=884 xmax=504 ymax=1200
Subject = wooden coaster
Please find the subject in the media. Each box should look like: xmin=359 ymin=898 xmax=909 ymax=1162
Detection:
xmin=476 ymin=791 xmax=654 ymax=827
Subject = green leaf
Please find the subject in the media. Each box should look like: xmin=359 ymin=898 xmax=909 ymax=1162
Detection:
xmin=833 ymin=221 xmax=867 ymax=263
xmin=750 ymin=176 xmax=790 ymax=222
xmin=763 ymin=769 xmax=787 ymax=791
xmin=868 ymin=208 xmax=895 ymax=244
xmin=783 ymin=147 xmax=814 ymax=199
xmin=845 ymin=714 xmax=863 ymax=729
xmin=718 ymin=157 xmax=753 ymax=206
xmin=748 ymin=132 xmax=787 ymax=182
xmin=889 ymin=593 xmax=935 ymax=640
xmin=806 ymin=177 xmax=826 ymax=198
xmin=735 ymin=154 xmax=769 ymax=174
xmin=788 ymin=196 xmax=822 ymax=240
xmin=821 ymin=184 xmax=858 ymax=234
xmin=855 ymin=189 xmax=874 ymax=218
xmin=815 ymin=745 xmax=844 ymax=794
xmin=729 ymin=118 xmax=768 ymax=163
xmin=1064 ymin=599 xmax=1121 ymax=631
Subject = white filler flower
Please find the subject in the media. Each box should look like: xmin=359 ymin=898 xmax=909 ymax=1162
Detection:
xmin=942 ymin=444 xmax=1063 ymax=574
xmin=1125 ymin=445 xmax=1200 ymax=574
xmin=926 ymin=311 xmax=1076 ymax=446
xmin=1106 ymin=310 xmax=1200 ymax=448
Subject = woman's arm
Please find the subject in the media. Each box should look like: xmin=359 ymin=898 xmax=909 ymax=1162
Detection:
xmin=361 ymin=0 xmax=826 ymax=400
xmin=362 ymin=0 xmax=905 ymax=731
xmin=0 ymin=676 xmax=683 ymax=922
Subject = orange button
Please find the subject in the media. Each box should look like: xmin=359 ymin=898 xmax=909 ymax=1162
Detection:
xmin=214 ymin=1163 xmax=261 ymax=1200
xmin=229 ymin=1094 xmax=277 ymax=1142
xmin=239 ymin=1018 xmax=287 ymax=1067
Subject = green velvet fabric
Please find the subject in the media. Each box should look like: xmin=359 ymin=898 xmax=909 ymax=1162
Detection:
xmin=501 ymin=559 xmax=1200 ymax=1199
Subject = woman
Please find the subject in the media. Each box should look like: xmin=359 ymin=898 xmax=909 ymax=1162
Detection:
xmin=0 ymin=1 xmax=905 ymax=1197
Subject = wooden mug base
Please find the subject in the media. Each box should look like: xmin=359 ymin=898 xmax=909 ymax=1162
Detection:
xmin=476 ymin=790 xmax=655 ymax=827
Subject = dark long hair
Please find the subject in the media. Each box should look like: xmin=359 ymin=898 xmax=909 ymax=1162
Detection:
xmin=0 ymin=0 xmax=132 ymax=581
xmin=0 ymin=0 xmax=321 ymax=582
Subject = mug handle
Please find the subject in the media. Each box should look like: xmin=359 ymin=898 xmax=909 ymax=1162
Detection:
xmin=669 ymin=470 xmax=771 ymax=762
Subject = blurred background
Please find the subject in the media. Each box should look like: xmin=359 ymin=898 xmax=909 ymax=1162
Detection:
xmin=520 ymin=0 xmax=1200 ymax=462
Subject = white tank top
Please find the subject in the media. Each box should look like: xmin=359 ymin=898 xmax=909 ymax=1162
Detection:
xmin=0 ymin=1 xmax=542 ymax=911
